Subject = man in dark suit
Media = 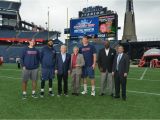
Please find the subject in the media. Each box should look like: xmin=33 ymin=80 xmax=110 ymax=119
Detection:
xmin=98 ymin=40 xmax=116 ymax=96
xmin=55 ymin=45 xmax=71 ymax=96
xmin=112 ymin=45 xmax=130 ymax=101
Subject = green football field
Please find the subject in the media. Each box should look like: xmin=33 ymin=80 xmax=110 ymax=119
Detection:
xmin=0 ymin=64 xmax=160 ymax=119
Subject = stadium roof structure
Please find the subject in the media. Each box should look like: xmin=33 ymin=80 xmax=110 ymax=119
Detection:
xmin=0 ymin=0 xmax=21 ymax=11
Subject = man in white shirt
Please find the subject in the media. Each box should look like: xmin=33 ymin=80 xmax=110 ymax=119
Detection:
xmin=98 ymin=40 xmax=116 ymax=97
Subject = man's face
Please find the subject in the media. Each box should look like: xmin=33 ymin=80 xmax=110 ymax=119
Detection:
xmin=61 ymin=46 xmax=67 ymax=53
xmin=73 ymin=48 xmax=79 ymax=54
xmin=117 ymin=46 xmax=124 ymax=54
xmin=82 ymin=37 xmax=89 ymax=45
xmin=48 ymin=41 xmax=53 ymax=47
xmin=29 ymin=40 xmax=35 ymax=47
xmin=105 ymin=41 xmax=110 ymax=49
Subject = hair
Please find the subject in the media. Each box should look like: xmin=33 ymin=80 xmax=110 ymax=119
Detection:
xmin=104 ymin=40 xmax=110 ymax=45
xmin=73 ymin=46 xmax=79 ymax=51
xmin=48 ymin=39 xmax=53 ymax=42
xmin=83 ymin=35 xmax=89 ymax=39
xmin=61 ymin=44 xmax=67 ymax=49
xmin=117 ymin=45 xmax=124 ymax=50
xmin=29 ymin=39 xmax=35 ymax=41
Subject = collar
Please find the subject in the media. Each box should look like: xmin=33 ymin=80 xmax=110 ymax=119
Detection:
xmin=118 ymin=53 xmax=123 ymax=56
xmin=73 ymin=53 xmax=78 ymax=56
xmin=105 ymin=48 xmax=110 ymax=51
xmin=61 ymin=52 xmax=66 ymax=55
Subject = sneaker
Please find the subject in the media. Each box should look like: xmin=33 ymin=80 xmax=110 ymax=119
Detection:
xmin=40 ymin=92 xmax=44 ymax=98
xmin=91 ymin=91 xmax=95 ymax=96
xmin=57 ymin=94 xmax=62 ymax=97
xmin=64 ymin=94 xmax=68 ymax=97
xmin=49 ymin=91 xmax=54 ymax=97
xmin=32 ymin=93 xmax=38 ymax=98
xmin=81 ymin=91 xmax=87 ymax=95
xmin=22 ymin=94 xmax=27 ymax=100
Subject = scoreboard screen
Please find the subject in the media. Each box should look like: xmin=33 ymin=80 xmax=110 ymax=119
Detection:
xmin=70 ymin=17 xmax=99 ymax=37
xmin=98 ymin=15 xmax=117 ymax=38
xmin=70 ymin=14 xmax=118 ymax=38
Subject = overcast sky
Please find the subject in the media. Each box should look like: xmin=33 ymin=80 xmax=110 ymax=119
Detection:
xmin=18 ymin=0 xmax=160 ymax=41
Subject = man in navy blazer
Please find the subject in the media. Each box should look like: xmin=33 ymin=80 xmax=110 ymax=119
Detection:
xmin=55 ymin=45 xmax=71 ymax=96
xmin=112 ymin=45 xmax=130 ymax=101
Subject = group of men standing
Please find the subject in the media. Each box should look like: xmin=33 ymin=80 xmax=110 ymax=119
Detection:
xmin=98 ymin=41 xmax=129 ymax=100
xmin=20 ymin=35 xmax=129 ymax=101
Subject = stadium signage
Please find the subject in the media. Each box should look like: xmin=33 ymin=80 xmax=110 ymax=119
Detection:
xmin=79 ymin=6 xmax=107 ymax=18
xmin=70 ymin=17 xmax=99 ymax=36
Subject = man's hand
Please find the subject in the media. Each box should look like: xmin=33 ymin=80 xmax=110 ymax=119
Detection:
xmin=124 ymin=73 xmax=128 ymax=77
xmin=23 ymin=66 xmax=26 ymax=70
xmin=112 ymin=72 xmax=114 ymax=76
xmin=99 ymin=67 xmax=103 ymax=72
xmin=75 ymin=64 xmax=80 ymax=67
xmin=55 ymin=70 xmax=58 ymax=74
xmin=92 ymin=63 xmax=96 ymax=70
xmin=68 ymin=70 xmax=71 ymax=75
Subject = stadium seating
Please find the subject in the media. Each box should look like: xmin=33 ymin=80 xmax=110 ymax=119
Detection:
xmin=18 ymin=32 xmax=37 ymax=39
xmin=0 ymin=30 xmax=16 ymax=38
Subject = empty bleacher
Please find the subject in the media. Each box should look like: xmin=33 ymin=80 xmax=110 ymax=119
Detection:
xmin=0 ymin=30 xmax=16 ymax=38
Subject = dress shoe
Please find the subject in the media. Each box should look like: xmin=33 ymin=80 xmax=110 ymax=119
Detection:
xmin=114 ymin=96 xmax=120 ymax=99
xmin=99 ymin=93 xmax=105 ymax=96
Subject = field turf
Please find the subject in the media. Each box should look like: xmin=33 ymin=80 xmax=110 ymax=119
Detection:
xmin=0 ymin=64 xmax=160 ymax=119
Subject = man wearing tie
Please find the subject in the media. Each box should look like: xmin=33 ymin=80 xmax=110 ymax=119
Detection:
xmin=112 ymin=45 xmax=130 ymax=101
xmin=98 ymin=40 xmax=116 ymax=96
xmin=55 ymin=45 xmax=71 ymax=96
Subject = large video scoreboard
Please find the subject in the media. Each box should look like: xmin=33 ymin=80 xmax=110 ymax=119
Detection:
xmin=70 ymin=14 xmax=118 ymax=39
xmin=69 ymin=6 xmax=118 ymax=39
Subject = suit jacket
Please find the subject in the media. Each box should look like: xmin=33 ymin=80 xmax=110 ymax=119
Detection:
xmin=98 ymin=48 xmax=116 ymax=73
xmin=55 ymin=53 xmax=71 ymax=75
xmin=70 ymin=53 xmax=85 ymax=74
xmin=112 ymin=53 xmax=130 ymax=76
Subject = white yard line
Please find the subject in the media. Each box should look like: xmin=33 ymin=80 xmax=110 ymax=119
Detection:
xmin=140 ymin=68 xmax=148 ymax=80
xmin=127 ymin=90 xmax=160 ymax=96
xmin=127 ymin=77 xmax=160 ymax=82
xmin=94 ymin=75 xmax=160 ymax=82
xmin=0 ymin=76 xmax=20 ymax=80
xmin=0 ymin=75 xmax=160 ymax=96
xmin=86 ymin=86 xmax=160 ymax=96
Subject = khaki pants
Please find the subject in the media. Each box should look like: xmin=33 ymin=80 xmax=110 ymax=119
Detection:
xmin=100 ymin=70 xmax=115 ymax=95
xmin=71 ymin=69 xmax=81 ymax=94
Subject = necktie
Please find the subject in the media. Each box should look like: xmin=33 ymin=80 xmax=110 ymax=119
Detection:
xmin=116 ymin=54 xmax=121 ymax=70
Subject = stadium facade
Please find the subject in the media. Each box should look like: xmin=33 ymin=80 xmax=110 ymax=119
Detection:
xmin=0 ymin=0 xmax=62 ymax=63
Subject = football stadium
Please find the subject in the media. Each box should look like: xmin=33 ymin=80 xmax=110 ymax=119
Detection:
xmin=0 ymin=0 xmax=160 ymax=119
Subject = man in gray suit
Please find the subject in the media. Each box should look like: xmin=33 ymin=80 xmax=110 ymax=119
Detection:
xmin=112 ymin=45 xmax=130 ymax=101
xmin=71 ymin=46 xmax=85 ymax=96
